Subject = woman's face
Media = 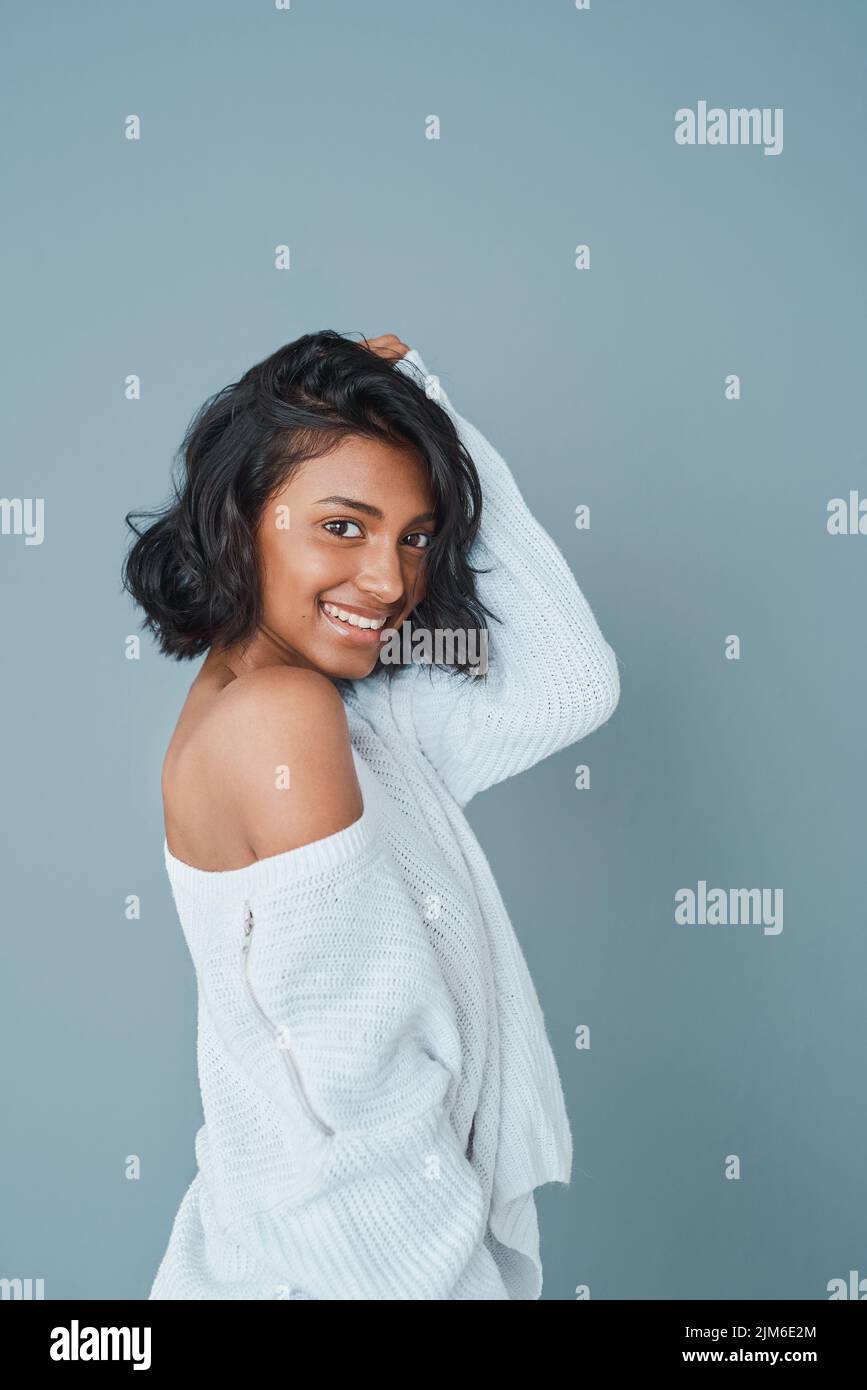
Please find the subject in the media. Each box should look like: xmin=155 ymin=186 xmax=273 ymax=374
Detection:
xmin=254 ymin=433 xmax=437 ymax=680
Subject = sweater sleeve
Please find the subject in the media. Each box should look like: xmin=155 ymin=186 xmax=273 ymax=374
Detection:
xmin=389 ymin=347 xmax=621 ymax=809
xmin=196 ymin=815 xmax=510 ymax=1301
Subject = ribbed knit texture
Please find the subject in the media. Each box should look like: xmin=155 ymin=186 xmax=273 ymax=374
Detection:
xmin=149 ymin=347 xmax=620 ymax=1301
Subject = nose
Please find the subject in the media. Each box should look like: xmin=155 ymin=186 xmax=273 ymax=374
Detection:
xmin=353 ymin=543 xmax=408 ymax=609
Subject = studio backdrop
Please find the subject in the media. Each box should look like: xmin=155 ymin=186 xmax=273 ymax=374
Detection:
xmin=2 ymin=0 xmax=865 ymax=1301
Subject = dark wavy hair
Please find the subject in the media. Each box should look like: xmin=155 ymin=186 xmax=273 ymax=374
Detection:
xmin=121 ymin=330 xmax=496 ymax=681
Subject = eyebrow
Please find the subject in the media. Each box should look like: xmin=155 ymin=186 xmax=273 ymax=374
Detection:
xmin=312 ymin=495 xmax=437 ymax=525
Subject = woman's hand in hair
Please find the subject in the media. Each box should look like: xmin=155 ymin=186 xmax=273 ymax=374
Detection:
xmin=363 ymin=333 xmax=410 ymax=362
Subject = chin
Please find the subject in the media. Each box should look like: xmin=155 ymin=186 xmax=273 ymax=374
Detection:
xmin=310 ymin=646 xmax=381 ymax=682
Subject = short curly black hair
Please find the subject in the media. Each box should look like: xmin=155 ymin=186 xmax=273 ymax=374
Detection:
xmin=121 ymin=330 xmax=497 ymax=680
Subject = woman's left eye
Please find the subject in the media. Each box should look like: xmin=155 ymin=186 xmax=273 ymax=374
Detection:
xmin=323 ymin=520 xmax=432 ymax=549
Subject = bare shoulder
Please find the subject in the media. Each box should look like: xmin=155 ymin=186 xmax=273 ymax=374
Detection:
xmin=214 ymin=664 xmax=346 ymax=729
xmin=206 ymin=666 xmax=363 ymax=859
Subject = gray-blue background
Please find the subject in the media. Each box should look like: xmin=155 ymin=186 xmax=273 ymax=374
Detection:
xmin=2 ymin=0 xmax=865 ymax=1300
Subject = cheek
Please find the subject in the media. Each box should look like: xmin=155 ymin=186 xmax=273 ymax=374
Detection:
xmin=260 ymin=534 xmax=342 ymax=615
xmin=409 ymin=557 xmax=430 ymax=604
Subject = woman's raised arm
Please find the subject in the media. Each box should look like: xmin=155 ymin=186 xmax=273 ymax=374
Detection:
xmin=388 ymin=346 xmax=620 ymax=809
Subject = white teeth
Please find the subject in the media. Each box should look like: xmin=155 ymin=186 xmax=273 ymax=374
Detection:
xmin=322 ymin=602 xmax=386 ymax=630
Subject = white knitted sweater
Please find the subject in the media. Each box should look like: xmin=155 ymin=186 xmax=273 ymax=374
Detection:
xmin=149 ymin=347 xmax=620 ymax=1301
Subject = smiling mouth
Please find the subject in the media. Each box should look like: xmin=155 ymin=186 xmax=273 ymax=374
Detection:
xmin=318 ymin=600 xmax=400 ymax=643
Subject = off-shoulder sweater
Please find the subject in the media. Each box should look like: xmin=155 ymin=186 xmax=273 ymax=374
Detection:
xmin=148 ymin=347 xmax=621 ymax=1301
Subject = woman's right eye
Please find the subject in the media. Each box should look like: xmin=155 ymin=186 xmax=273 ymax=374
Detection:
xmin=323 ymin=520 xmax=364 ymax=539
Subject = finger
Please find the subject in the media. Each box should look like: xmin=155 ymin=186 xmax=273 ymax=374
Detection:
xmin=367 ymin=333 xmax=408 ymax=352
xmin=365 ymin=337 xmax=410 ymax=361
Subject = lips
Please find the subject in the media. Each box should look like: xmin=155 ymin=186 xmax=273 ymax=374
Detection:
xmin=320 ymin=600 xmax=398 ymax=624
xmin=318 ymin=599 xmax=400 ymax=645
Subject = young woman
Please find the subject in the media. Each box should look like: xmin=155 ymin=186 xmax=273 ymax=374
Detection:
xmin=123 ymin=330 xmax=620 ymax=1300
